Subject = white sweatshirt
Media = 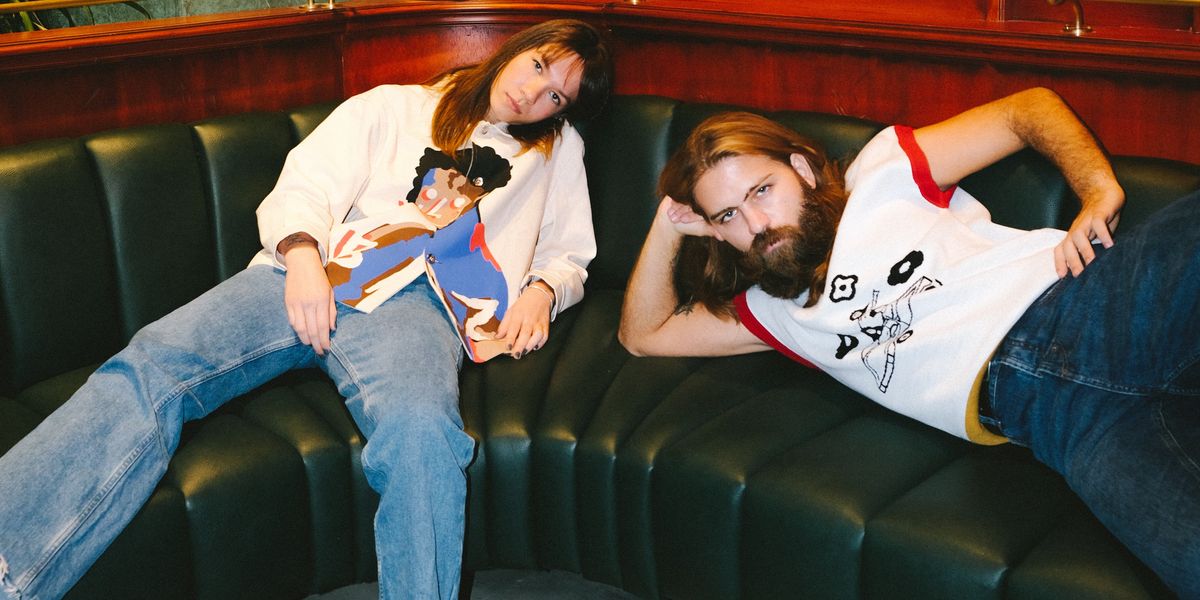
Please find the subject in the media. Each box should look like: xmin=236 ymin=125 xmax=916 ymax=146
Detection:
xmin=252 ymin=84 xmax=596 ymax=361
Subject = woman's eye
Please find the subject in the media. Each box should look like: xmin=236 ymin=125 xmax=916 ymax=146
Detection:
xmin=550 ymin=91 xmax=561 ymax=106
xmin=755 ymin=184 xmax=770 ymax=196
xmin=533 ymin=59 xmax=543 ymax=73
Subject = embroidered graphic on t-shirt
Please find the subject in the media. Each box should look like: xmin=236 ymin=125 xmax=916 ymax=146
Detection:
xmin=325 ymin=145 xmax=515 ymax=362
xmin=829 ymin=274 xmax=858 ymax=302
xmin=888 ymin=250 xmax=924 ymax=285
xmin=832 ymin=250 xmax=941 ymax=393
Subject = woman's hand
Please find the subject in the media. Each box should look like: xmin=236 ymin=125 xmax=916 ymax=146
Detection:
xmin=281 ymin=242 xmax=337 ymax=356
xmin=1055 ymin=185 xmax=1124 ymax=278
xmin=660 ymin=195 xmax=717 ymax=238
xmin=496 ymin=282 xmax=554 ymax=358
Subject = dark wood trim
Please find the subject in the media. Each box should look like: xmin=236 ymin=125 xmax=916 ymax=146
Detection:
xmin=600 ymin=5 xmax=1200 ymax=78
xmin=2 ymin=0 xmax=1198 ymax=164
xmin=4 ymin=1 xmax=1196 ymax=76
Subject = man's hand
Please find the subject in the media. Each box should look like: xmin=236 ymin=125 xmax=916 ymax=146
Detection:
xmin=496 ymin=282 xmax=554 ymax=358
xmin=618 ymin=195 xmax=770 ymax=357
xmin=911 ymin=87 xmax=1125 ymax=278
xmin=1055 ymin=181 xmax=1125 ymax=277
xmin=279 ymin=235 xmax=337 ymax=356
xmin=661 ymin=195 xmax=717 ymax=238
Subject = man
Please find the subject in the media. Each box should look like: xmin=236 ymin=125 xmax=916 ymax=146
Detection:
xmin=619 ymin=87 xmax=1199 ymax=596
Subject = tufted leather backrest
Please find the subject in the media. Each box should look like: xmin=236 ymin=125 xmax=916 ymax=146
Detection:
xmin=1 ymin=96 xmax=1198 ymax=395
xmin=0 ymin=103 xmax=337 ymax=394
xmin=0 ymin=138 xmax=120 ymax=393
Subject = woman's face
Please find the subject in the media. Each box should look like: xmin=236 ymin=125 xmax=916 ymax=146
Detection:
xmin=486 ymin=47 xmax=583 ymax=125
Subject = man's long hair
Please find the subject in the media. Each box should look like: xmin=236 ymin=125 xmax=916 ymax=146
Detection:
xmin=428 ymin=19 xmax=613 ymax=158
xmin=657 ymin=112 xmax=849 ymax=319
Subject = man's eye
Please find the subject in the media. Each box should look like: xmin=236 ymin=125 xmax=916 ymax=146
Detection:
xmin=719 ymin=209 xmax=737 ymax=223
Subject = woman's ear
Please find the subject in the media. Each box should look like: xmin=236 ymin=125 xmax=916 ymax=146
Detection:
xmin=789 ymin=153 xmax=817 ymax=188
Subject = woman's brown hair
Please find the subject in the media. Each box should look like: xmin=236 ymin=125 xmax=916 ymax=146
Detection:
xmin=428 ymin=19 xmax=612 ymax=157
xmin=657 ymin=111 xmax=849 ymax=319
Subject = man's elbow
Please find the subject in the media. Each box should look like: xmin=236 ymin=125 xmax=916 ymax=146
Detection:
xmin=617 ymin=328 xmax=655 ymax=357
xmin=1011 ymin=86 xmax=1065 ymax=112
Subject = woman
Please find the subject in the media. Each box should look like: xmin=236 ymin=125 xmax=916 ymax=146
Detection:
xmin=0 ymin=19 xmax=611 ymax=600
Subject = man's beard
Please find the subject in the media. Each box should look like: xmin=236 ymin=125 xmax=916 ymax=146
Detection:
xmin=736 ymin=209 xmax=836 ymax=300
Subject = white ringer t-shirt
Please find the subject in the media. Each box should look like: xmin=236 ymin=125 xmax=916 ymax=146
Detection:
xmin=736 ymin=125 xmax=1065 ymax=443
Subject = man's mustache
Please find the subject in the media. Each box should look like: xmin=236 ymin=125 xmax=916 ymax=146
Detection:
xmin=750 ymin=226 xmax=801 ymax=255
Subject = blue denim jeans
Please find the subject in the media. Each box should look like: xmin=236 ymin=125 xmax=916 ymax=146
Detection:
xmin=0 ymin=266 xmax=474 ymax=600
xmin=984 ymin=190 xmax=1200 ymax=598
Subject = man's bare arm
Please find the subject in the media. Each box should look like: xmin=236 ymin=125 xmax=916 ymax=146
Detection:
xmin=619 ymin=196 xmax=769 ymax=357
xmin=914 ymin=87 xmax=1124 ymax=276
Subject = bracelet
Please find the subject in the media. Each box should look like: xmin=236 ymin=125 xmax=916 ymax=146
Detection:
xmin=526 ymin=282 xmax=555 ymax=303
xmin=277 ymin=232 xmax=318 ymax=255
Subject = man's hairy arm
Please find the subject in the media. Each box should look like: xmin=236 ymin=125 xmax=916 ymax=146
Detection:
xmin=914 ymin=87 xmax=1124 ymax=276
xmin=619 ymin=197 xmax=768 ymax=357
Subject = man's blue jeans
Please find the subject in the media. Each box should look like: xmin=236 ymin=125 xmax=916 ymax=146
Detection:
xmin=985 ymin=190 xmax=1200 ymax=597
xmin=0 ymin=266 xmax=474 ymax=600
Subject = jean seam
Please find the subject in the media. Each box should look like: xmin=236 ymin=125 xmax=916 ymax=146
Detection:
xmin=149 ymin=334 xmax=302 ymax=417
xmin=996 ymin=355 xmax=1159 ymax=398
xmin=1164 ymin=347 xmax=1200 ymax=397
xmin=22 ymin=427 xmax=159 ymax=598
xmin=21 ymin=336 xmax=303 ymax=592
xmin=1155 ymin=401 xmax=1200 ymax=482
xmin=1003 ymin=334 xmax=1200 ymax=398
xmin=326 ymin=340 xmax=377 ymax=436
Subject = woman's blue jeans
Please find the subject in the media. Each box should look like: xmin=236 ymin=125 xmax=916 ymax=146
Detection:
xmin=985 ymin=190 xmax=1200 ymax=597
xmin=0 ymin=266 xmax=474 ymax=600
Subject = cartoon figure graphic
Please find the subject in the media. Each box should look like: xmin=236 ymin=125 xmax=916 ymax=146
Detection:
xmin=325 ymin=145 xmax=514 ymax=362
xmin=834 ymin=251 xmax=940 ymax=393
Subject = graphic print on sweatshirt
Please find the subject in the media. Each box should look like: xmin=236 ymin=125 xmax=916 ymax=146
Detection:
xmin=830 ymin=250 xmax=941 ymax=393
xmin=325 ymin=144 xmax=515 ymax=362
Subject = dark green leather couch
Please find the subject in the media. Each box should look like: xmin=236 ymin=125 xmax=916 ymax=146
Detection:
xmin=2 ymin=95 xmax=1198 ymax=600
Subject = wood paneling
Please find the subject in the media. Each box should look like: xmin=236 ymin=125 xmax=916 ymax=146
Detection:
xmin=624 ymin=0 xmax=993 ymax=26
xmin=603 ymin=19 xmax=1200 ymax=164
xmin=1007 ymin=0 xmax=1196 ymax=30
xmin=1 ymin=0 xmax=1198 ymax=164
xmin=0 ymin=11 xmax=347 ymax=145
xmin=341 ymin=24 xmax=513 ymax=95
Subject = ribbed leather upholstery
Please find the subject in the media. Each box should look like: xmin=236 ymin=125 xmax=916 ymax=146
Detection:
xmin=1 ymin=95 xmax=1196 ymax=600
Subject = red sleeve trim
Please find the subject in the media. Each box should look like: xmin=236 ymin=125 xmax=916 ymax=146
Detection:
xmin=895 ymin=125 xmax=956 ymax=209
xmin=734 ymin=292 xmax=817 ymax=369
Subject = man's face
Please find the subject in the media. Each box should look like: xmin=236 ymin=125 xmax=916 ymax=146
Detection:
xmin=693 ymin=153 xmax=813 ymax=253
xmin=694 ymin=152 xmax=831 ymax=299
